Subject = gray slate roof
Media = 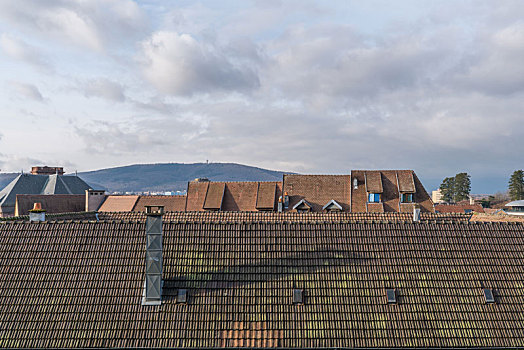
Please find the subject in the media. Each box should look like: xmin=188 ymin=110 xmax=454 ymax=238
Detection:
xmin=0 ymin=174 xmax=91 ymax=214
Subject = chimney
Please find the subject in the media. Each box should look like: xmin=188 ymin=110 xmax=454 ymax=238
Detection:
xmin=283 ymin=192 xmax=289 ymax=210
xmin=277 ymin=197 xmax=283 ymax=213
xmin=29 ymin=203 xmax=46 ymax=222
xmin=31 ymin=166 xmax=64 ymax=176
xmin=85 ymin=189 xmax=107 ymax=212
xmin=413 ymin=204 xmax=421 ymax=222
xmin=142 ymin=205 xmax=164 ymax=306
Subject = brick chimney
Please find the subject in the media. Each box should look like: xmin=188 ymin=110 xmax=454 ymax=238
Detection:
xmin=31 ymin=166 xmax=64 ymax=175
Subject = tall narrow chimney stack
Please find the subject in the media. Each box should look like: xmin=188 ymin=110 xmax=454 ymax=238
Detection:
xmin=142 ymin=205 xmax=164 ymax=306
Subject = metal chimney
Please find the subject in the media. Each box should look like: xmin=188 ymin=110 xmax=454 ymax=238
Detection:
xmin=277 ymin=196 xmax=283 ymax=213
xmin=413 ymin=204 xmax=421 ymax=222
xmin=142 ymin=205 xmax=164 ymax=306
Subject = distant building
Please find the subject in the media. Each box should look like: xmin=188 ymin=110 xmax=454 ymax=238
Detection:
xmin=0 ymin=168 xmax=91 ymax=217
xmin=432 ymin=189 xmax=444 ymax=203
xmin=505 ymin=200 xmax=524 ymax=216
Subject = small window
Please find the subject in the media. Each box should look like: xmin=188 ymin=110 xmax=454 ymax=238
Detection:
xmin=483 ymin=288 xmax=495 ymax=304
xmin=386 ymin=289 xmax=396 ymax=304
xmin=293 ymin=289 xmax=304 ymax=305
xmin=464 ymin=209 xmax=473 ymax=214
xmin=368 ymin=193 xmax=381 ymax=203
xmin=177 ymin=289 xmax=187 ymax=304
xmin=401 ymin=193 xmax=413 ymax=203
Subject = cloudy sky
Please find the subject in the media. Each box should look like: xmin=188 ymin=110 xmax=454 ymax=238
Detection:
xmin=0 ymin=0 xmax=523 ymax=192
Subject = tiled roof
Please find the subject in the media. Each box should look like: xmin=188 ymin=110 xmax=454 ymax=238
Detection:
xmin=255 ymin=182 xmax=277 ymax=210
xmin=222 ymin=182 xmax=258 ymax=211
xmin=364 ymin=171 xmax=383 ymax=193
xmin=1 ymin=219 xmax=524 ymax=348
xmin=203 ymin=182 xmax=225 ymax=210
xmin=283 ymin=175 xmax=351 ymax=212
xmin=186 ymin=181 xmax=281 ymax=211
xmin=15 ymin=194 xmax=85 ymax=216
xmin=185 ymin=182 xmax=209 ymax=211
xmin=0 ymin=174 xmax=91 ymax=216
xmin=351 ymin=171 xmax=434 ymax=213
xmin=98 ymin=195 xmax=139 ymax=212
xmin=133 ymin=195 xmax=186 ymax=212
xmin=435 ymin=204 xmax=485 ymax=214
xmin=96 ymin=211 xmax=472 ymax=223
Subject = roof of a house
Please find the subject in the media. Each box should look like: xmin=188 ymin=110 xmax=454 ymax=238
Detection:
xmin=98 ymin=195 xmax=139 ymax=212
xmin=186 ymin=181 xmax=281 ymax=211
xmin=351 ymin=170 xmax=434 ymax=213
xmin=1 ymin=219 xmax=524 ymax=348
xmin=133 ymin=195 xmax=186 ymax=212
xmin=283 ymin=175 xmax=351 ymax=212
xmin=0 ymin=174 xmax=91 ymax=214
xmin=15 ymin=194 xmax=85 ymax=216
xmin=506 ymin=200 xmax=524 ymax=207
xmin=95 ymin=211 xmax=473 ymax=223
xmin=435 ymin=204 xmax=485 ymax=214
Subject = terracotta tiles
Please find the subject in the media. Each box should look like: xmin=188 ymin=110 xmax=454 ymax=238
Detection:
xmin=364 ymin=171 xmax=383 ymax=193
xmin=397 ymin=170 xmax=416 ymax=193
xmin=256 ymin=182 xmax=277 ymax=210
xmin=221 ymin=182 xmax=259 ymax=211
xmin=283 ymin=175 xmax=351 ymax=212
xmin=1 ymin=219 xmax=524 ymax=348
xmin=98 ymin=195 xmax=139 ymax=212
xmin=204 ymin=183 xmax=226 ymax=210
xmin=436 ymin=204 xmax=486 ymax=214
xmin=96 ymin=211 xmax=472 ymax=223
xmin=185 ymin=182 xmax=209 ymax=211
xmin=15 ymin=194 xmax=85 ymax=216
xmin=133 ymin=195 xmax=186 ymax=212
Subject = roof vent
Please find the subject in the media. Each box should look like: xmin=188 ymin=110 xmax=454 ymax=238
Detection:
xmin=353 ymin=178 xmax=358 ymax=189
xmin=177 ymin=289 xmax=188 ymax=304
xmin=292 ymin=289 xmax=304 ymax=305
xmin=483 ymin=288 xmax=495 ymax=304
xmin=386 ymin=288 xmax=397 ymax=304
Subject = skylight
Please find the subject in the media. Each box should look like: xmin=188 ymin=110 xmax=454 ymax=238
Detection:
xmin=386 ymin=289 xmax=396 ymax=304
xmin=483 ymin=288 xmax=495 ymax=304
xmin=178 ymin=289 xmax=187 ymax=304
xmin=293 ymin=289 xmax=304 ymax=305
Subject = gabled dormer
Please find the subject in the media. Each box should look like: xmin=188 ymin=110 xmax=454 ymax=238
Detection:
xmin=293 ymin=199 xmax=312 ymax=213
xmin=323 ymin=199 xmax=342 ymax=212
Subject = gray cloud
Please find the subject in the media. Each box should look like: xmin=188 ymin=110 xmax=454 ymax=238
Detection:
xmin=11 ymin=82 xmax=44 ymax=102
xmin=81 ymin=78 xmax=126 ymax=102
xmin=140 ymin=31 xmax=260 ymax=95
xmin=0 ymin=0 xmax=148 ymax=51
xmin=0 ymin=34 xmax=49 ymax=69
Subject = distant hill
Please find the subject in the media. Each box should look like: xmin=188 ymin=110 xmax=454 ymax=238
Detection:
xmin=78 ymin=163 xmax=288 ymax=193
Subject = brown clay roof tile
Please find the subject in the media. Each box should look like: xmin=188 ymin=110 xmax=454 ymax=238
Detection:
xmin=1 ymin=219 xmax=524 ymax=347
xmin=133 ymin=195 xmax=186 ymax=212
xmin=98 ymin=195 xmax=139 ymax=212
xmin=203 ymin=182 xmax=225 ymax=210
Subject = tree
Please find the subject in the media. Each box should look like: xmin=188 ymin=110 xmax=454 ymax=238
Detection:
xmin=439 ymin=177 xmax=455 ymax=203
xmin=453 ymin=172 xmax=471 ymax=202
xmin=508 ymin=170 xmax=524 ymax=201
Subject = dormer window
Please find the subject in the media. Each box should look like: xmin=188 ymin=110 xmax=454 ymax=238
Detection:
xmin=368 ymin=193 xmax=381 ymax=203
xmin=401 ymin=193 xmax=413 ymax=203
